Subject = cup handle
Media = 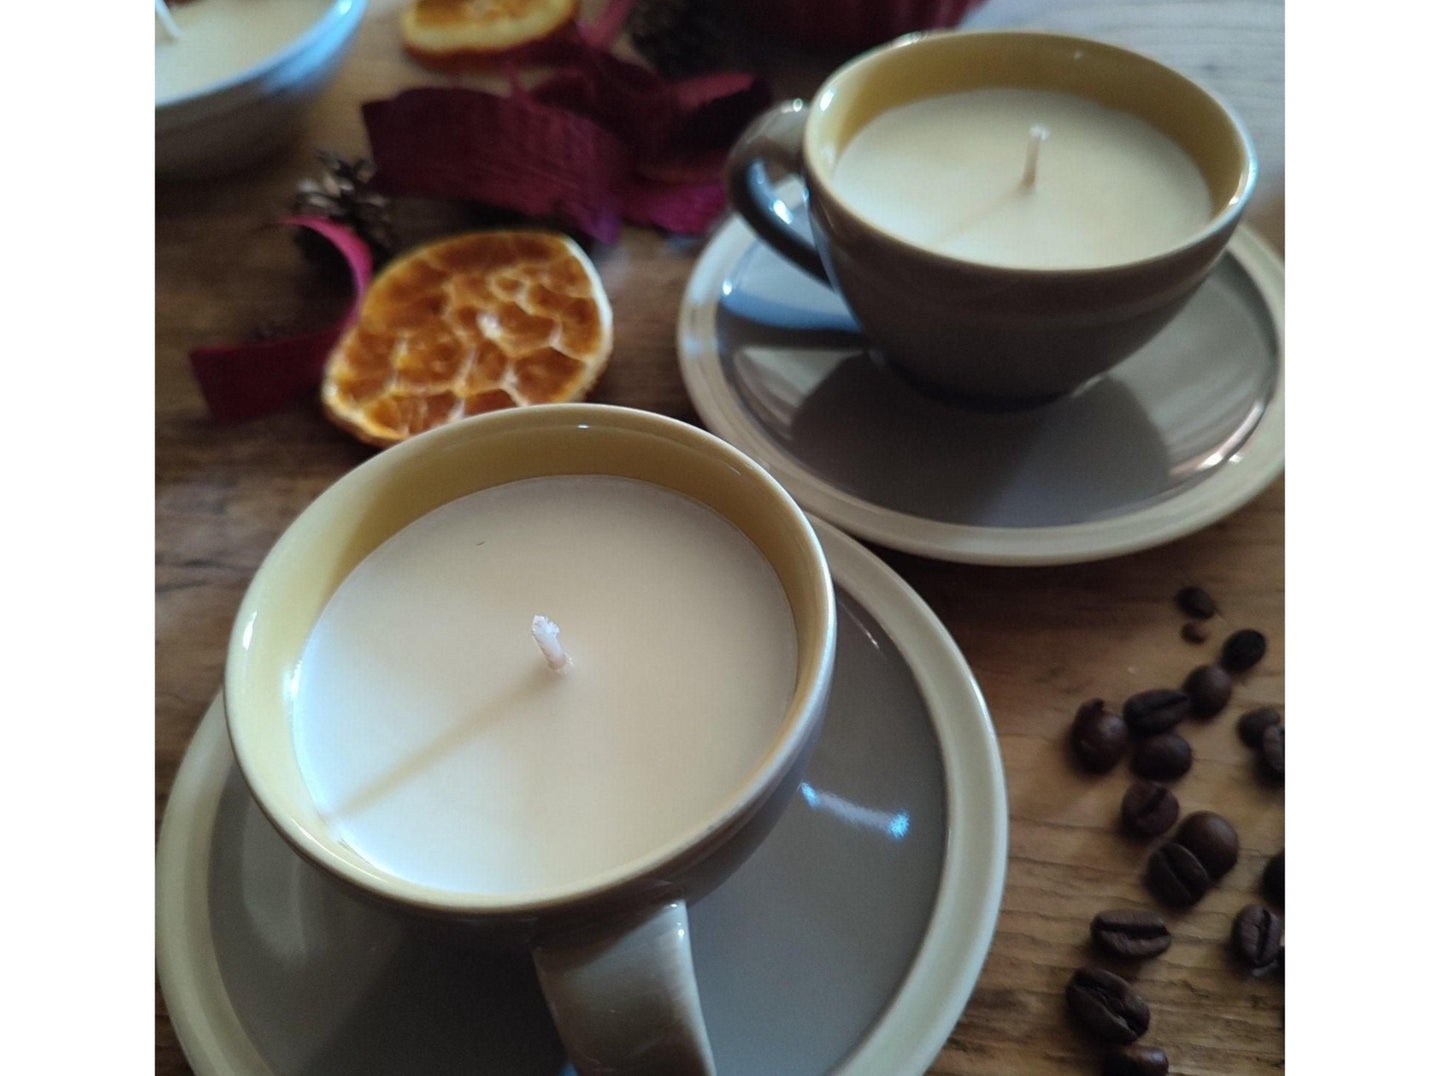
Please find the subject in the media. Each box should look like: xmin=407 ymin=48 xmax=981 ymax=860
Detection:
xmin=724 ymin=99 xmax=830 ymax=282
xmin=532 ymin=898 xmax=717 ymax=1076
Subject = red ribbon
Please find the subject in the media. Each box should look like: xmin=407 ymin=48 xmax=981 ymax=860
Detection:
xmin=364 ymin=2 xmax=771 ymax=243
xmin=187 ymin=218 xmax=372 ymax=423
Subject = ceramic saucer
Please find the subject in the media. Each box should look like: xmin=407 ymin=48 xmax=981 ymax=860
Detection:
xmin=678 ymin=193 xmax=1286 ymax=565
xmin=156 ymin=520 xmax=1008 ymax=1076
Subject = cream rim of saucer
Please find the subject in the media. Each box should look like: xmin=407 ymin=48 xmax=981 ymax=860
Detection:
xmin=678 ymin=220 xmax=1285 ymax=566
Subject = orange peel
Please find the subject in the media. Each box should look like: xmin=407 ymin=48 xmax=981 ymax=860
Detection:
xmin=321 ymin=230 xmax=613 ymax=447
xmin=401 ymin=0 xmax=579 ymax=68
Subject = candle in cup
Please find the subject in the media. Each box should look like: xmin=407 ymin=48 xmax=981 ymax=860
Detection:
xmin=154 ymin=0 xmax=183 ymax=42
xmin=154 ymin=0 xmax=335 ymax=100
xmin=830 ymin=88 xmax=1213 ymax=270
xmin=291 ymin=475 xmax=799 ymax=897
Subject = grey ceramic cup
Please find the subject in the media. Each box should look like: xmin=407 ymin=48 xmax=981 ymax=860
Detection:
xmin=725 ymin=29 xmax=1257 ymax=406
xmin=223 ymin=404 xmax=837 ymax=1076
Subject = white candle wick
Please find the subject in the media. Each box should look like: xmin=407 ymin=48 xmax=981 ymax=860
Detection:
xmin=155 ymin=0 xmax=183 ymax=42
xmin=1021 ymin=125 xmax=1048 ymax=189
xmin=531 ymin=615 xmax=571 ymax=674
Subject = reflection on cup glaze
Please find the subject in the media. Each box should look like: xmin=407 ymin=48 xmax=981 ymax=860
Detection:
xmin=799 ymin=781 xmax=911 ymax=840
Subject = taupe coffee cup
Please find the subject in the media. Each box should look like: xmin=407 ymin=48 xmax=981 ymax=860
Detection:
xmin=725 ymin=30 xmax=1257 ymax=405
xmin=224 ymin=404 xmax=836 ymax=1075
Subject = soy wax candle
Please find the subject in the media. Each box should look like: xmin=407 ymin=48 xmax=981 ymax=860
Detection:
xmin=725 ymin=29 xmax=1256 ymax=401
xmin=292 ymin=474 xmax=798 ymax=897
xmin=154 ymin=0 xmax=338 ymax=103
xmin=831 ymin=88 xmax=1213 ymax=270
xmin=227 ymin=405 xmax=836 ymax=1076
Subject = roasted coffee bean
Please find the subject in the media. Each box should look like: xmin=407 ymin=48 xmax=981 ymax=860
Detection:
xmin=1120 ymin=780 xmax=1180 ymax=838
xmin=1175 ymin=585 xmax=1216 ymax=619
xmin=1103 ymin=1043 xmax=1170 ymax=1076
xmin=1131 ymin=733 xmax=1193 ymax=780
xmin=1181 ymin=664 xmax=1232 ymax=718
xmin=1181 ymin=620 xmax=1211 ymax=644
xmin=1174 ymin=811 xmax=1239 ymax=880
xmin=1145 ymin=842 xmax=1212 ymax=907
xmin=1221 ymin=628 xmax=1268 ymax=671
xmin=1123 ymin=688 xmax=1190 ymax=736
xmin=1072 ymin=699 xmax=1129 ymax=773
xmin=1065 ymin=966 xmax=1151 ymax=1045
xmin=1262 ymin=850 xmax=1284 ymax=905
xmin=1236 ymin=706 xmax=1282 ymax=747
xmin=1090 ymin=909 xmax=1172 ymax=959
xmin=1258 ymin=724 xmax=1284 ymax=782
xmin=1231 ymin=902 xmax=1283 ymax=969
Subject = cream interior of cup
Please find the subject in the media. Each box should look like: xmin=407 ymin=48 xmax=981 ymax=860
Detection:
xmin=806 ymin=31 xmax=1255 ymax=258
xmin=155 ymin=0 xmax=339 ymax=104
xmin=226 ymin=406 xmax=833 ymax=912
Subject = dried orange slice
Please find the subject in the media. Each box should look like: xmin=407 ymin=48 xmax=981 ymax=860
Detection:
xmin=401 ymin=0 xmax=579 ymax=67
xmin=322 ymin=230 xmax=613 ymax=447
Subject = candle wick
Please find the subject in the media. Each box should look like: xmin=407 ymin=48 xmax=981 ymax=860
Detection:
xmin=531 ymin=615 xmax=571 ymax=674
xmin=1021 ymin=125 xmax=1048 ymax=189
xmin=155 ymin=0 xmax=183 ymax=42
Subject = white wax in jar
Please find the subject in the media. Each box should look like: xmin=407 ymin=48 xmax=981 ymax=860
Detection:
xmin=155 ymin=0 xmax=336 ymax=102
xmin=291 ymin=475 xmax=799 ymax=897
xmin=830 ymin=89 xmax=1214 ymax=270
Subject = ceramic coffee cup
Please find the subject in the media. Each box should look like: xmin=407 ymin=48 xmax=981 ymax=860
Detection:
xmin=224 ymin=404 xmax=836 ymax=1075
xmin=725 ymin=30 xmax=1257 ymax=405
xmin=155 ymin=0 xmax=367 ymax=178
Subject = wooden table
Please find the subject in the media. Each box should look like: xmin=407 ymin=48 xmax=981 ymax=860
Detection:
xmin=156 ymin=1 xmax=1285 ymax=1072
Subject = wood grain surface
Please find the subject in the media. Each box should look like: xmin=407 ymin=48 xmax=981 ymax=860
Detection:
xmin=156 ymin=1 xmax=1286 ymax=1072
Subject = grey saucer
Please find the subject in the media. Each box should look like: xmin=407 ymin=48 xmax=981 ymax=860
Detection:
xmin=679 ymin=197 xmax=1285 ymax=564
xmin=156 ymin=521 xmax=1009 ymax=1076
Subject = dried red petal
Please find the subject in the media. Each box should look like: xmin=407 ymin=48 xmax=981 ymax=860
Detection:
xmin=364 ymin=87 xmax=631 ymax=242
xmin=531 ymin=51 xmax=682 ymax=159
xmin=620 ymin=180 xmax=727 ymax=235
xmin=365 ymin=15 xmax=771 ymax=242
xmin=532 ymin=53 xmax=770 ymax=164
xmin=580 ymin=0 xmax=635 ymax=48
xmin=188 ymin=218 xmax=371 ymax=422
xmin=666 ymin=72 xmax=773 ymax=159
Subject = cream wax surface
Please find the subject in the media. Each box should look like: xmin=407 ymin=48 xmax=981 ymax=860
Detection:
xmin=292 ymin=475 xmax=798 ymax=898
xmin=830 ymin=89 xmax=1213 ymax=270
xmin=155 ymin=0 xmax=336 ymax=102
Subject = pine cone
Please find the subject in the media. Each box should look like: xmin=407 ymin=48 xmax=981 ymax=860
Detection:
xmin=626 ymin=0 xmax=734 ymax=79
xmin=291 ymin=151 xmax=397 ymax=265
